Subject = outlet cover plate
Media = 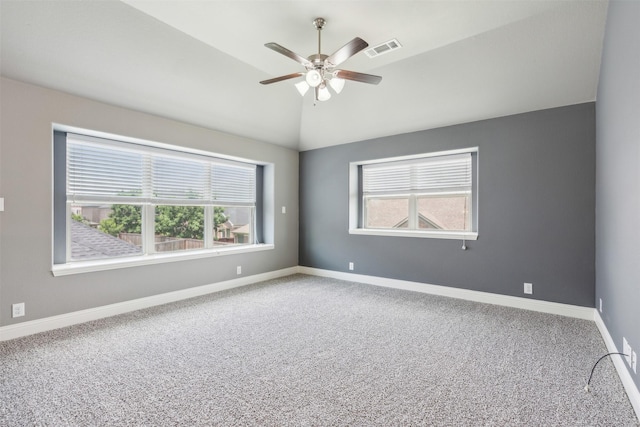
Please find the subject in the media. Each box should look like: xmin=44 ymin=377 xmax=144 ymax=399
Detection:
xmin=524 ymin=283 xmax=533 ymax=294
xmin=12 ymin=303 xmax=25 ymax=318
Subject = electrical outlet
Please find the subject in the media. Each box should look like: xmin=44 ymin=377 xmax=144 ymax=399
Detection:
xmin=623 ymin=337 xmax=632 ymax=367
xmin=632 ymin=350 xmax=637 ymax=374
xmin=236 ymin=266 xmax=242 ymax=275
xmin=12 ymin=303 xmax=25 ymax=318
xmin=599 ymin=298 xmax=602 ymax=313
xmin=524 ymin=283 xmax=533 ymax=295
xmin=281 ymin=206 xmax=286 ymax=214
xmin=348 ymin=262 xmax=354 ymax=271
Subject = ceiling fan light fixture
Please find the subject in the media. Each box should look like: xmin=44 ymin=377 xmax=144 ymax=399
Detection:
xmin=329 ymin=77 xmax=345 ymax=94
xmin=305 ymin=69 xmax=322 ymax=87
xmin=295 ymin=81 xmax=310 ymax=96
xmin=260 ymin=17 xmax=382 ymax=102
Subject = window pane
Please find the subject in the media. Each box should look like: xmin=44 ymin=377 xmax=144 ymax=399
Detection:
xmin=417 ymin=195 xmax=470 ymax=231
xmin=154 ymin=206 xmax=205 ymax=252
xmin=70 ymin=204 xmax=143 ymax=261
xmin=365 ymin=198 xmax=409 ymax=229
xmin=213 ymin=206 xmax=253 ymax=246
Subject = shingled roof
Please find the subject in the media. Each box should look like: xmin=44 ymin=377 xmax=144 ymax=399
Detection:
xmin=71 ymin=220 xmax=142 ymax=261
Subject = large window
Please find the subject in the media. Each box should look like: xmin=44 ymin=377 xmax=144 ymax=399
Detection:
xmin=54 ymin=130 xmax=267 ymax=274
xmin=349 ymin=148 xmax=478 ymax=240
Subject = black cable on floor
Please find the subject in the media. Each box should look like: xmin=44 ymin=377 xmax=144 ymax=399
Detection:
xmin=585 ymin=352 xmax=628 ymax=392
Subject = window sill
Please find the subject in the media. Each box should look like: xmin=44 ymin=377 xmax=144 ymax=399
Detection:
xmin=52 ymin=243 xmax=274 ymax=276
xmin=349 ymin=228 xmax=478 ymax=241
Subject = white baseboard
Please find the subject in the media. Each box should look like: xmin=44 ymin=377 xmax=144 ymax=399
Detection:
xmin=0 ymin=267 xmax=298 ymax=342
xmin=297 ymin=267 xmax=594 ymax=320
xmin=1 ymin=266 xmax=592 ymax=342
xmin=594 ymin=311 xmax=640 ymax=420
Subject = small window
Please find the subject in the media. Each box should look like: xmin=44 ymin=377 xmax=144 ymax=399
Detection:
xmin=349 ymin=148 xmax=478 ymax=240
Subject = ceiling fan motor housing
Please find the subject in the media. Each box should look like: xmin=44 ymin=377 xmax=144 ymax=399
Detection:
xmin=308 ymin=54 xmax=329 ymax=69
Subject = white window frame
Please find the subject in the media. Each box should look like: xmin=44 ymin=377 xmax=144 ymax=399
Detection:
xmin=52 ymin=126 xmax=273 ymax=276
xmin=349 ymin=147 xmax=478 ymax=241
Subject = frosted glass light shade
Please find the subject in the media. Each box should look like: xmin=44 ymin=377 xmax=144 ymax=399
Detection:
xmin=318 ymin=84 xmax=331 ymax=101
xmin=295 ymin=81 xmax=310 ymax=96
xmin=305 ymin=69 xmax=322 ymax=87
xmin=329 ymin=77 xmax=345 ymax=94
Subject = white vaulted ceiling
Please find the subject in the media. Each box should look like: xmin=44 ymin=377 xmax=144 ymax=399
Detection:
xmin=0 ymin=0 xmax=608 ymax=151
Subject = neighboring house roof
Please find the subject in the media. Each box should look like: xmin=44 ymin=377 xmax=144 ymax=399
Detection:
xmin=218 ymin=220 xmax=234 ymax=230
xmin=393 ymin=214 xmax=444 ymax=230
xmin=232 ymin=223 xmax=251 ymax=235
xmin=71 ymin=220 xmax=142 ymax=260
xmin=367 ymin=196 xmax=468 ymax=230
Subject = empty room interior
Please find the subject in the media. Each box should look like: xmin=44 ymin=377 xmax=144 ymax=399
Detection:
xmin=1 ymin=0 xmax=639 ymax=425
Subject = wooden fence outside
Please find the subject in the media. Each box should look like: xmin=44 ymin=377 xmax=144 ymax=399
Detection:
xmin=119 ymin=233 xmax=204 ymax=252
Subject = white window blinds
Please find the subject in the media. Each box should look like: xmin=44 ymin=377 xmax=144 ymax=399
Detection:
xmin=67 ymin=134 xmax=256 ymax=205
xmin=67 ymin=141 xmax=145 ymax=200
xmin=362 ymin=153 xmax=472 ymax=195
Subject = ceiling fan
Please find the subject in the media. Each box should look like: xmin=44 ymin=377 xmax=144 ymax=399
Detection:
xmin=259 ymin=17 xmax=382 ymax=102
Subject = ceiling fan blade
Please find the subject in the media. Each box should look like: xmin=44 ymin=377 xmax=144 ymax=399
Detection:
xmin=324 ymin=37 xmax=369 ymax=68
xmin=334 ymin=69 xmax=382 ymax=85
xmin=260 ymin=72 xmax=305 ymax=85
xmin=264 ymin=43 xmax=312 ymax=68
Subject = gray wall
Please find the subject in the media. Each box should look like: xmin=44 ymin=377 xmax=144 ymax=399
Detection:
xmin=0 ymin=77 xmax=299 ymax=326
xmin=300 ymin=103 xmax=596 ymax=307
xmin=596 ymin=0 xmax=640 ymax=389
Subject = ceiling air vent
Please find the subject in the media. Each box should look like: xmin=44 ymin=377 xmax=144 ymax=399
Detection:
xmin=365 ymin=39 xmax=402 ymax=58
